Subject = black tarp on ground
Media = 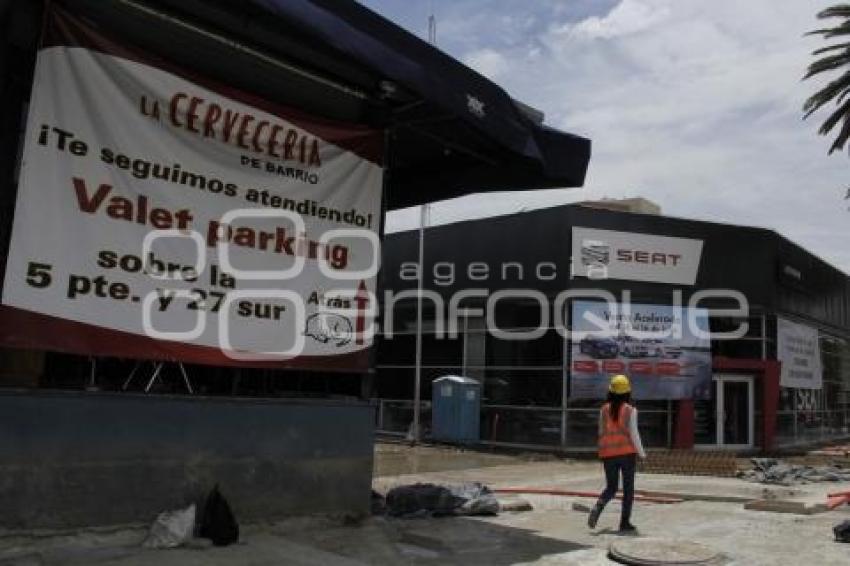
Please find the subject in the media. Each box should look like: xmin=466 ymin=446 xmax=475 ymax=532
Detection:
xmin=384 ymin=483 xmax=499 ymax=517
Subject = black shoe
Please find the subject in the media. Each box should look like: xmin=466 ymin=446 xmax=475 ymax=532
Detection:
xmin=619 ymin=522 xmax=637 ymax=534
xmin=587 ymin=505 xmax=602 ymax=529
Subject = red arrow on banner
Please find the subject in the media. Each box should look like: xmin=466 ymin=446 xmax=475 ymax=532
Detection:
xmin=355 ymin=280 xmax=369 ymax=345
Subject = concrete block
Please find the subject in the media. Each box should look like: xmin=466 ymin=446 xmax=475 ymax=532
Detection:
xmin=743 ymin=499 xmax=827 ymax=515
xmin=497 ymin=498 xmax=533 ymax=512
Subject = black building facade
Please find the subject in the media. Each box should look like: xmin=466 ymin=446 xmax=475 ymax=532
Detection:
xmin=376 ymin=204 xmax=850 ymax=451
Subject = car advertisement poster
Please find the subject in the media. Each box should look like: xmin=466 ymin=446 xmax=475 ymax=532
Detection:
xmin=570 ymin=301 xmax=712 ymax=400
xmin=0 ymin=6 xmax=383 ymax=370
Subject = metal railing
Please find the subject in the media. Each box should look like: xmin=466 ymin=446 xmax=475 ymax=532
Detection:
xmin=375 ymin=399 xmax=432 ymax=437
xmin=374 ymin=399 xmax=673 ymax=449
xmin=481 ymin=405 xmax=562 ymax=446
xmin=774 ymin=409 xmax=850 ymax=447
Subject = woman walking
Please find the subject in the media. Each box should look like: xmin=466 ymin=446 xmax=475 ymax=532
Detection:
xmin=587 ymin=374 xmax=646 ymax=533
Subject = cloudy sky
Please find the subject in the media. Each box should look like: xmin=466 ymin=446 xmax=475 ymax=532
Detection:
xmin=361 ymin=0 xmax=850 ymax=272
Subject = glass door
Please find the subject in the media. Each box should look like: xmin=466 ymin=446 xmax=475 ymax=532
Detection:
xmin=696 ymin=375 xmax=754 ymax=449
xmin=721 ymin=379 xmax=753 ymax=447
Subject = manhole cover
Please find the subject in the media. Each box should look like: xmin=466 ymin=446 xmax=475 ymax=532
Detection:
xmin=609 ymin=537 xmax=723 ymax=565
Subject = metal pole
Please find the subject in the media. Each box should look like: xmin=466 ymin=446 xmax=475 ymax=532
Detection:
xmin=760 ymin=313 xmax=767 ymax=360
xmin=461 ymin=315 xmax=468 ymax=373
xmin=561 ymin=302 xmax=570 ymax=447
xmin=178 ymin=362 xmax=194 ymax=394
xmin=793 ymin=389 xmax=798 ymax=442
xmin=363 ymin=126 xmax=392 ymax=401
xmin=86 ymin=357 xmax=98 ymax=391
xmin=428 ymin=4 xmax=437 ymax=46
xmin=667 ymin=400 xmax=673 ymax=448
xmin=561 ymin=340 xmax=569 ymax=447
xmin=412 ymin=203 xmax=428 ymax=444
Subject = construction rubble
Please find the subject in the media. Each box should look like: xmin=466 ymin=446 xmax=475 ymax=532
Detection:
xmin=738 ymin=458 xmax=850 ymax=485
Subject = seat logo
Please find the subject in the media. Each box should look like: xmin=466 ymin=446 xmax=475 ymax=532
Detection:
xmin=581 ymin=239 xmax=611 ymax=267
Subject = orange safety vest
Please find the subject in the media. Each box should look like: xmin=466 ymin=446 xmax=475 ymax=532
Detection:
xmin=598 ymin=402 xmax=637 ymax=459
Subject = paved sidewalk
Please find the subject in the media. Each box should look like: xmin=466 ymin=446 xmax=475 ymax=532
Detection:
xmin=2 ymin=444 xmax=850 ymax=565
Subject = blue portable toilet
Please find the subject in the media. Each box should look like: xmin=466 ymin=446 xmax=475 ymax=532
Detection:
xmin=431 ymin=375 xmax=481 ymax=443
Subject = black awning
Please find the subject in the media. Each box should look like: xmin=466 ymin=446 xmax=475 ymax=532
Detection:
xmin=247 ymin=0 xmax=549 ymax=161
xmin=61 ymin=0 xmax=591 ymax=208
xmin=242 ymin=0 xmax=592 ymax=203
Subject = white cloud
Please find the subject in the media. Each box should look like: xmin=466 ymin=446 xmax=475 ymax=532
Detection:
xmin=566 ymin=0 xmax=670 ymax=40
xmin=386 ymin=0 xmax=850 ymax=272
xmin=463 ymin=48 xmax=509 ymax=80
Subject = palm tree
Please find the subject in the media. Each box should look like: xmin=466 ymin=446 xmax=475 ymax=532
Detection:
xmin=803 ymin=5 xmax=850 ymax=156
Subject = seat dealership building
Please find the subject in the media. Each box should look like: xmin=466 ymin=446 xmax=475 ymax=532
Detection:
xmin=376 ymin=203 xmax=850 ymax=452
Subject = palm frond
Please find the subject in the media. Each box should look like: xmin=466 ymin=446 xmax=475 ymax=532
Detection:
xmin=821 ymin=108 xmax=850 ymax=153
xmin=813 ymin=41 xmax=850 ymax=55
xmin=804 ymin=6 xmax=850 ymax=154
xmin=804 ymin=51 xmax=850 ymax=79
xmin=807 ymin=23 xmax=850 ymax=39
xmin=818 ymin=95 xmax=850 ymax=136
xmin=817 ymin=5 xmax=850 ymax=19
xmin=803 ymin=70 xmax=850 ymax=117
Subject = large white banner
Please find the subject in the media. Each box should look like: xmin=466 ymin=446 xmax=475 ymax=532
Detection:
xmin=1 ymin=11 xmax=383 ymax=369
xmin=572 ymin=227 xmax=703 ymax=285
xmin=777 ymin=317 xmax=822 ymax=390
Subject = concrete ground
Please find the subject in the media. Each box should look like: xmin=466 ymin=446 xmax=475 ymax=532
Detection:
xmin=2 ymin=442 xmax=850 ymax=565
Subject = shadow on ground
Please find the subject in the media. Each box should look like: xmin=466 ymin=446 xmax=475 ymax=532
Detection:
xmin=284 ymin=515 xmax=592 ymax=565
xmin=0 ymin=515 xmax=596 ymax=566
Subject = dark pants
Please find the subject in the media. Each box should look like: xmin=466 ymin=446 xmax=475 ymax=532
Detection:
xmin=594 ymin=454 xmax=636 ymax=526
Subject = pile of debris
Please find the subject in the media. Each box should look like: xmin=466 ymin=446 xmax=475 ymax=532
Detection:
xmin=738 ymin=458 xmax=850 ymax=485
xmin=375 ymin=482 xmax=500 ymax=518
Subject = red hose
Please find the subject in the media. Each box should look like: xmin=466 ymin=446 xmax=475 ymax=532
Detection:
xmin=493 ymin=487 xmax=683 ymax=504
